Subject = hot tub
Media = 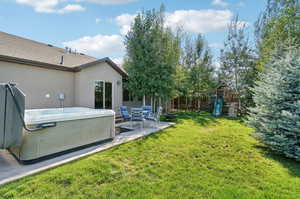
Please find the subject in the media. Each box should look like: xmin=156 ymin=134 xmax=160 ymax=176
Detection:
xmin=9 ymin=107 xmax=115 ymax=163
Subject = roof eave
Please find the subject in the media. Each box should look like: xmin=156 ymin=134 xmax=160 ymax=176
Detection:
xmin=0 ymin=54 xmax=74 ymax=72
xmin=0 ymin=55 xmax=128 ymax=77
xmin=74 ymin=57 xmax=128 ymax=77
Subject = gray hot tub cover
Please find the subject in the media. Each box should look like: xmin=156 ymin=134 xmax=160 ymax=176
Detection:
xmin=0 ymin=83 xmax=25 ymax=149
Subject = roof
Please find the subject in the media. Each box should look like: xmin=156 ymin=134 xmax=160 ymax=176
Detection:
xmin=75 ymin=57 xmax=127 ymax=76
xmin=0 ymin=31 xmax=127 ymax=77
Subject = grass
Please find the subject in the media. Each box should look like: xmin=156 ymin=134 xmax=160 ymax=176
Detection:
xmin=1 ymin=112 xmax=300 ymax=199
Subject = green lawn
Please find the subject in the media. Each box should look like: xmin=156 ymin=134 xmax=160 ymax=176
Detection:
xmin=1 ymin=112 xmax=300 ymax=199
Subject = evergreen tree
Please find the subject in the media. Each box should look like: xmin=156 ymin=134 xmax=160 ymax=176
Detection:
xmin=248 ymin=46 xmax=300 ymax=160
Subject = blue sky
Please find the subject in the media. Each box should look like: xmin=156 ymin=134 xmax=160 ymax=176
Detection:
xmin=0 ymin=0 xmax=266 ymax=65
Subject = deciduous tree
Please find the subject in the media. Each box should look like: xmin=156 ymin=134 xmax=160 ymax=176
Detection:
xmin=255 ymin=0 xmax=300 ymax=69
xmin=124 ymin=5 xmax=180 ymax=108
xmin=219 ymin=16 xmax=257 ymax=114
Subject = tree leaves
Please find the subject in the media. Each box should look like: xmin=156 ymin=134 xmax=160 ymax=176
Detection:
xmin=255 ymin=0 xmax=300 ymax=68
xmin=124 ymin=5 xmax=180 ymax=102
xmin=219 ymin=15 xmax=257 ymax=114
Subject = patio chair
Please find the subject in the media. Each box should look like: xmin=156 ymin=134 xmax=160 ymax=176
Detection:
xmin=131 ymin=108 xmax=144 ymax=129
xmin=144 ymin=106 xmax=163 ymax=128
xmin=142 ymin=105 xmax=153 ymax=118
xmin=120 ymin=106 xmax=131 ymax=121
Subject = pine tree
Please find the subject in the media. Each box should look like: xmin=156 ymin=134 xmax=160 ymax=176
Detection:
xmin=248 ymin=46 xmax=300 ymax=160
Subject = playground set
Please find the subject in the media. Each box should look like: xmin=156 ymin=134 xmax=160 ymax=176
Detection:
xmin=170 ymin=83 xmax=239 ymax=117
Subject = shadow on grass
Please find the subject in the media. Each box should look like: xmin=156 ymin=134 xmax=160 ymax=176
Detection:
xmin=160 ymin=112 xmax=300 ymax=178
xmin=255 ymin=144 xmax=300 ymax=178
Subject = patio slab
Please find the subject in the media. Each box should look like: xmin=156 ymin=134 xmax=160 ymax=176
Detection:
xmin=0 ymin=121 xmax=174 ymax=186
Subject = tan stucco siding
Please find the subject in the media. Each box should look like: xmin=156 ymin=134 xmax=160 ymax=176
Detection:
xmin=0 ymin=61 xmax=74 ymax=109
xmin=74 ymin=62 xmax=123 ymax=112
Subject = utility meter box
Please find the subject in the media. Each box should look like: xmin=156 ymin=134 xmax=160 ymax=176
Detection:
xmin=58 ymin=93 xmax=65 ymax=100
xmin=0 ymin=83 xmax=25 ymax=149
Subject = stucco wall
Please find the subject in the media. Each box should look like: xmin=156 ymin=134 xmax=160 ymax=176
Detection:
xmin=74 ymin=62 xmax=123 ymax=112
xmin=0 ymin=61 xmax=75 ymax=109
xmin=0 ymin=60 xmax=124 ymax=111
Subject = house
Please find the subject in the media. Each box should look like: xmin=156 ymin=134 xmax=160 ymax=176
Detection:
xmin=0 ymin=31 xmax=127 ymax=112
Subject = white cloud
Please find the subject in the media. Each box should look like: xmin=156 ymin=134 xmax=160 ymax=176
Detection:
xmin=211 ymin=0 xmax=229 ymax=7
xmin=76 ymin=0 xmax=137 ymax=5
xmin=15 ymin=0 xmax=137 ymax=13
xmin=112 ymin=57 xmax=124 ymax=66
xmin=115 ymin=13 xmax=137 ymax=35
xmin=15 ymin=0 xmax=85 ymax=14
xmin=16 ymin=0 xmax=60 ymax=13
xmin=58 ymin=4 xmax=85 ymax=14
xmin=165 ymin=10 xmax=235 ymax=33
xmin=115 ymin=9 xmax=243 ymax=35
xmin=63 ymin=34 xmax=125 ymax=58
xmin=95 ymin=18 xmax=101 ymax=23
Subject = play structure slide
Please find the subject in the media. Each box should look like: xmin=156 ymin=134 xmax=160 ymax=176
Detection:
xmin=213 ymin=97 xmax=224 ymax=117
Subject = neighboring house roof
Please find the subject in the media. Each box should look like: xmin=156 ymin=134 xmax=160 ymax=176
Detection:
xmin=0 ymin=31 xmax=127 ymax=77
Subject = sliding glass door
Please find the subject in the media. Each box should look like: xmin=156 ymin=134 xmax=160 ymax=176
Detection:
xmin=105 ymin=82 xmax=112 ymax=109
xmin=95 ymin=81 xmax=104 ymax=109
xmin=95 ymin=81 xmax=112 ymax=109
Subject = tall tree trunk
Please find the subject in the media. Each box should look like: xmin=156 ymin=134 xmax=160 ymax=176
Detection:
xmin=234 ymin=65 xmax=241 ymax=114
xmin=154 ymin=98 xmax=157 ymax=112
xmin=198 ymin=96 xmax=200 ymax=111
xmin=186 ymin=96 xmax=188 ymax=111
xmin=158 ymin=97 xmax=161 ymax=108
xmin=143 ymin=95 xmax=146 ymax=106
xmin=172 ymin=99 xmax=175 ymax=111
xmin=238 ymin=96 xmax=241 ymax=115
xmin=165 ymin=101 xmax=168 ymax=113
xmin=151 ymin=96 xmax=153 ymax=110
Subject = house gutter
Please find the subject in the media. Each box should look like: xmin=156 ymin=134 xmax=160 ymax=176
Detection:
xmin=0 ymin=55 xmax=128 ymax=77
xmin=0 ymin=55 xmax=74 ymax=72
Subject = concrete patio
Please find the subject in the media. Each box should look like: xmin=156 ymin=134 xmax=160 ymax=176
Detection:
xmin=0 ymin=121 xmax=174 ymax=186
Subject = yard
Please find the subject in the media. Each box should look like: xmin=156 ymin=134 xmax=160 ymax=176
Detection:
xmin=1 ymin=112 xmax=300 ymax=199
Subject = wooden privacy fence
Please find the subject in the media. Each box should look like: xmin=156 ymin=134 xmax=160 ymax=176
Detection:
xmin=170 ymin=88 xmax=239 ymax=115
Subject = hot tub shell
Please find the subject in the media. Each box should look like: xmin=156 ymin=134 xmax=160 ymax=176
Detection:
xmin=9 ymin=107 xmax=115 ymax=163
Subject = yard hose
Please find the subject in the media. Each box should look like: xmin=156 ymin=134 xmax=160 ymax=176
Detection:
xmin=5 ymin=83 xmax=45 ymax=132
